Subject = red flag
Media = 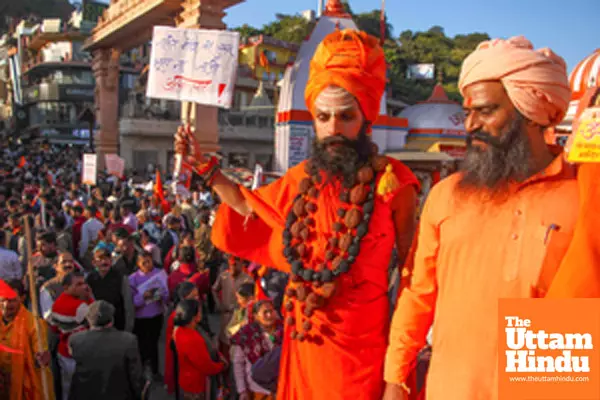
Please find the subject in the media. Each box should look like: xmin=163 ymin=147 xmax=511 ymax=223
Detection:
xmin=180 ymin=161 xmax=194 ymax=189
xmin=18 ymin=156 xmax=26 ymax=168
xmin=154 ymin=170 xmax=171 ymax=215
xmin=0 ymin=280 xmax=17 ymax=299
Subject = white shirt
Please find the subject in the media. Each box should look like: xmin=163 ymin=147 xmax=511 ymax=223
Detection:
xmin=123 ymin=213 xmax=138 ymax=232
xmin=79 ymin=218 xmax=104 ymax=259
xmin=0 ymin=247 xmax=22 ymax=281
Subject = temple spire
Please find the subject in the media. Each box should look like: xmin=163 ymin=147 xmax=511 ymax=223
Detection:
xmin=323 ymin=0 xmax=351 ymax=18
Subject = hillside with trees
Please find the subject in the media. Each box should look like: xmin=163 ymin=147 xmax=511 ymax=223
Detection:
xmin=232 ymin=4 xmax=489 ymax=104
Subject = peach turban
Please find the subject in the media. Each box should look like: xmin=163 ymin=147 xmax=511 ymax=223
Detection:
xmin=458 ymin=36 xmax=571 ymax=127
xmin=305 ymin=29 xmax=386 ymax=126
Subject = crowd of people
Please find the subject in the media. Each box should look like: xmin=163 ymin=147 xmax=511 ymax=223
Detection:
xmin=0 ymin=136 xmax=291 ymax=400
xmin=1 ymin=26 xmax=599 ymax=400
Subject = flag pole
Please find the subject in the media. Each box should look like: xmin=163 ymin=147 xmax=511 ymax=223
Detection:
xmin=380 ymin=0 xmax=386 ymax=46
xmin=23 ymin=216 xmax=50 ymax=400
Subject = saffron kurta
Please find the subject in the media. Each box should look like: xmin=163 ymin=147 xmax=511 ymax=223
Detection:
xmin=0 ymin=306 xmax=55 ymax=400
xmin=547 ymin=163 xmax=600 ymax=297
xmin=384 ymin=155 xmax=579 ymax=400
xmin=212 ymin=158 xmax=418 ymax=400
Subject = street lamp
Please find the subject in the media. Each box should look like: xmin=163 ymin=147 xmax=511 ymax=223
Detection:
xmin=77 ymin=107 xmax=95 ymax=151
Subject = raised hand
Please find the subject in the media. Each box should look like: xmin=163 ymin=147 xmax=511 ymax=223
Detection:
xmin=174 ymin=124 xmax=207 ymax=166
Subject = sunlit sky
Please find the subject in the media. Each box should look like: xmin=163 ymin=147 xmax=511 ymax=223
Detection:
xmin=86 ymin=0 xmax=599 ymax=72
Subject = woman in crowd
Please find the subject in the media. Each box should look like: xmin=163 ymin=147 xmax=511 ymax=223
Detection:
xmin=231 ymin=300 xmax=282 ymax=400
xmin=129 ymin=252 xmax=169 ymax=377
xmin=139 ymin=228 xmax=162 ymax=268
xmin=173 ymin=299 xmax=227 ymax=400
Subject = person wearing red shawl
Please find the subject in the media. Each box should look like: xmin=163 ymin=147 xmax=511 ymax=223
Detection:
xmin=176 ymin=29 xmax=418 ymax=400
xmin=173 ymin=299 xmax=225 ymax=400
xmin=165 ymin=282 xmax=200 ymax=395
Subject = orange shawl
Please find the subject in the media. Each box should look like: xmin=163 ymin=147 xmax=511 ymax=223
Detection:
xmin=212 ymin=158 xmax=418 ymax=400
xmin=1 ymin=306 xmax=54 ymax=400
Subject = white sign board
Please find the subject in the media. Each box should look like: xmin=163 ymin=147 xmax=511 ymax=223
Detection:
xmin=251 ymin=163 xmax=264 ymax=190
xmin=274 ymin=124 xmax=313 ymax=172
xmin=147 ymin=26 xmax=240 ymax=108
xmin=406 ymin=63 xmax=435 ymax=80
xmin=82 ymin=153 xmax=97 ymax=186
xmin=105 ymin=154 xmax=125 ymax=178
xmin=288 ymin=125 xmax=312 ymax=168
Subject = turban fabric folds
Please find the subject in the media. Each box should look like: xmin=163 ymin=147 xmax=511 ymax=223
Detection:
xmin=305 ymin=29 xmax=386 ymax=128
xmin=459 ymin=36 xmax=571 ymax=127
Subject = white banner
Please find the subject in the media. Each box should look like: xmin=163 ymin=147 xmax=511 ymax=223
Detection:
xmin=146 ymin=26 xmax=240 ymax=108
xmin=82 ymin=153 xmax=97 ymax=186
xmin=406 ymin=63 xmax=435 ymax=80
xmin=251 ymin=163 xmax=264 ymax=190
xmin=105 ymin=154 xmax=125 ymax=178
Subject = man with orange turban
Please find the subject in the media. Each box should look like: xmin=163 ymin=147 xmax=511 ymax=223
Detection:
xmin=383 ymin=36 xmax=579 ymax=400
xmin=176 ymin=29 xmax=419 ymax=399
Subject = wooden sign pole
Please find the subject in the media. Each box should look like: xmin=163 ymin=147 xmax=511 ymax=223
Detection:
xmin=23 ymin=216 xmax=51 ymax=400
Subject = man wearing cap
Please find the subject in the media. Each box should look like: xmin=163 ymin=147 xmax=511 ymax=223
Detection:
xmin=177 ymin=29 xmax=418 ymax=399
xmin=68 ymin=300 xmax=145 ymax=400
xmin=0 ymin=279 xmax=54 ymax=400
xmin=383 ymin=36 xmax=578 ymax=400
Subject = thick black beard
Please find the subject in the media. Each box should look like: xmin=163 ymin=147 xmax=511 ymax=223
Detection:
xmin=309 ymin=125 xmax=372 ymax=187
xmin=458 ymin=113 xmax=533 ymax=195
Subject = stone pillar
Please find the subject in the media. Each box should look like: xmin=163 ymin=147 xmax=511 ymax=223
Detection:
xmin=92 ymin=48 xmax=120 ymax=170
xmin=177 ymin=0 xmax=228 ymax=154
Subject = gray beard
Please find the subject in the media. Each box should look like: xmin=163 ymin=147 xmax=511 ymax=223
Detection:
xmin=457 ymin=114 xmax=534 ymax=195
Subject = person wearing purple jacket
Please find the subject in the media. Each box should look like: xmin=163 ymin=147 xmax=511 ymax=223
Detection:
xmin=129 ymin=252 xmax=169 ymax=377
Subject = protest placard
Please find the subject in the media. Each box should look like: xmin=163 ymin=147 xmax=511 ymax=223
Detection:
xmin=146 ymin=26 xmax=240 ymax=108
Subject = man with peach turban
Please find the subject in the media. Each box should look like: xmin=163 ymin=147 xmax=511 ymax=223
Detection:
xmin=383 ymin=36 xmax=581 ymax=400
xmin=175 ymin=29 xmax=419 ymax=399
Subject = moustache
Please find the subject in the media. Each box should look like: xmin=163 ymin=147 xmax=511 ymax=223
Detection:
xmin=320 ymin=135 xmax=355 ymax=147
xmin=466 ymin=131 xmax=509 ymax=150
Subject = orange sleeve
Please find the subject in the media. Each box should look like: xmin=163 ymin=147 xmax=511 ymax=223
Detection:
xmin=384 ymin=179 xmax=440 ymax=384
xmin=546 ymin=163 xmax=600 ymax=298
xmin=211 ymin=163 xmax=304 ymax=271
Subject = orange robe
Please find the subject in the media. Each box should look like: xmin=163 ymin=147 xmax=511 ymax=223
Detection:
xmin=0 ymin=306 xmax=55 ymax=400
xmin=384 ymin=155 xmax=578 ymax=399
xmin=547 ymin=163 xmax=600 ymax=297
xmin=212 ymin=158 xmax=418 ymax=400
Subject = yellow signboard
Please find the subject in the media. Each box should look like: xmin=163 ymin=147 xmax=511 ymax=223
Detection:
xmin=567 ymin=109 xmax=600 ymax=163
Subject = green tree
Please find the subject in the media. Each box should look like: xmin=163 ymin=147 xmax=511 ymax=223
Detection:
xmin=387 ymin=28 xmax=490 ymax=104
xmin=231 ymin=10 xmax=490 ymax=106
xmin=262 ymin=14 xmax=315 ymax=44
xmin=354 ymin=10 xmax=393 ymax=40
xmin=233 ymin=24 xmax=263 ymax=40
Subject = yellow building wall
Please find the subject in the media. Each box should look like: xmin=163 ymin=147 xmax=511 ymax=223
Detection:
xmin=238 ymin=41 xmax=297 ymax=81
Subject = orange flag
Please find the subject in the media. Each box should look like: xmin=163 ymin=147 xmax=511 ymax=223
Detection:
xmin=259 ymin=50 xmax=270 ymax=74
xmin=154 ymin=169 xmax=170 ymax=215
xmin=18 ymin=156 xmax=26 ymax=168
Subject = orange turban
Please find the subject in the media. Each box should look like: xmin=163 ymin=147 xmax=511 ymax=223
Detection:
xmin=458 ymin=36 xmax=571 ymax=127
xmin=305 ymin=29 xmax=386 ymax=126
